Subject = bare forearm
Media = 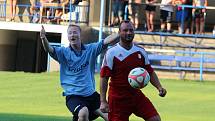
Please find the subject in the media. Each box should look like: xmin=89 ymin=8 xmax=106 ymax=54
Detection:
xmin=150 ymin=71 xmax=167 ymax=97
xmin=103 ymin=33 xmax=119 ymax=46
xmin=41 ymin=37 xmax=54 ymax=53
xmin=40 ymin=25 xmax=54 ymax=54
xmin=150 ymin=71 xmax=163 ymax=90
xmin=100 ymin=77 xmax=109 ymax=102
xmin=95 ymin=109 xmax=108 ymax=121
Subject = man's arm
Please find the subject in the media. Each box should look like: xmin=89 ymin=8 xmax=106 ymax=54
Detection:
xmin=40 ymin=25 xmax=54 ymax=54
xmin=100 ymin=76 xmax=110 ymax=113
xmin=150 ymin=71 xmax=167 ymax=97
xmin=94 ymin=109 xmax=108 ymax=121
xmin=103 ymin=33 xmax=120 ymax=46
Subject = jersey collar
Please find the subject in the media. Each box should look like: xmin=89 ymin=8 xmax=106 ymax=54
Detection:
xmin=69 ymin=44 xmax=86 ymax=56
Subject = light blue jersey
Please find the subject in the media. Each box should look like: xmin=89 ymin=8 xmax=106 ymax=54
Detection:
xmin=51 ymin=41 xmax=104 ymax=97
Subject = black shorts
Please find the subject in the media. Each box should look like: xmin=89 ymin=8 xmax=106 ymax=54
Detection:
xmin=131 ymin=3 xmax=142 ymax=16
xmin=145 ymin=5 xmax=156 ymax=11
xmin=66 ymin=92 xmax=100 ymax=121
xmin=195 ymin=9 xmax=204 ymax=18
xmin=160 ymin=10 xmax=173 ymax=23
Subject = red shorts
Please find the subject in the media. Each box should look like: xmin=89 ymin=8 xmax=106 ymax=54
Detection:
xmin=108 ymin=92 xmax=159 ymax=121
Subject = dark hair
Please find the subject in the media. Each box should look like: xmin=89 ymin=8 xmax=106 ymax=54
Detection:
xmin=67 ymin=24 xmax=81 ymax=32
xmin=118 ymin=20 xmax=133 ymax=31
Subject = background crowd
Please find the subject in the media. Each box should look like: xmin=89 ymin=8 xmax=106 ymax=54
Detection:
xmin=5 ymin=0 xmax=211 ymax=34
xmin=110 ymin=0 xmax=208 ymax=35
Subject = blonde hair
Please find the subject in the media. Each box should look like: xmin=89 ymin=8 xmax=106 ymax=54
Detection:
xmin=67 ymin=24 xmax=81 ymax=32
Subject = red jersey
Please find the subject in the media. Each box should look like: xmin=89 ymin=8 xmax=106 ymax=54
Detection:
xmin=100 ymin=43 xmax=154 ymax=98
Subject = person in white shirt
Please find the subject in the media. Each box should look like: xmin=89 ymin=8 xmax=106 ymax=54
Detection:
xmin=160 ymin=0 xmax=174 ymax=32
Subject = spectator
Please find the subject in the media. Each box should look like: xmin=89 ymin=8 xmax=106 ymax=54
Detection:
xmin=7 ymin=0 xmax=17 ymax=22
xmin=39 ymin=0 xmax=49 ymax=23
xmin=174 ymin=0 xmax=188 ymax=34
xmin=193 ymin=0 xmax=208 ymax=34
xmin=129 ymin=0 xmax=142 ymax=29
xmin=30 ymin=3 xmax=40 ymax=23
xmin=51 ymin=0 xmax=69 ymax=24
xmin=145 ymin=0 xmax=157 ymax=32
xmin=121 ymin=0 xmax=129 ymax=20
xmin=185 ymin=0 xmax=194 ymax=34
xmin=77 ymin=0 xmax=89 ymax=23
xmin=160 ymin=0 xmax=174 ymax=32
xmin=110 ymin=0 xmax=123 ymax=27
xmin=39 ymin=0 xmax=59 ymax=23
xmin=46 ymin=0 xmax=59 ymax=21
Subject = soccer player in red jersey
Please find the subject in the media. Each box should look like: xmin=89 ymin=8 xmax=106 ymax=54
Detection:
xmin=100 ymin=20 xmax=167 ymax=121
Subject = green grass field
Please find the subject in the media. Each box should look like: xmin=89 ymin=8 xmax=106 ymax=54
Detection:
xmin=0 ymin=71 xmax=215 ymax=121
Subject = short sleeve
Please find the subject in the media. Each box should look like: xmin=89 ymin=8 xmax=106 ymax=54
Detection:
xmin=91 ymin=40 xmax=106 ymax=56
xmin=144 ymin=64 xmax=154 ymax=75
xmin=139 ymin=48 xmax=154 ymax=74
xmin=50 ymin=46 xmax=65 ymax=63
xmin=100 ymin=50 xmax=113 ymax=77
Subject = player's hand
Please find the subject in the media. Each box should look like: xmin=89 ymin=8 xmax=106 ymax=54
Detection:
xmin=158 ymin=87 xmax=167 ymax=97
xmin=100 ymin=101 xmax=109 ymax=113
xmin=40 ymin=25 xmax=46 ymax=39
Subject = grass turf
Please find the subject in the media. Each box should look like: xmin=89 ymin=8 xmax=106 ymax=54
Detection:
xmin=0 ymin=71 xmax=215 ymax=121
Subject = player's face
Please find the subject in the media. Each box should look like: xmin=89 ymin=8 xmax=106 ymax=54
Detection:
xmin=67 ymin=26 xmax=81 ymax=46
xmin=119 ymin=22 xmax=134 ymax=43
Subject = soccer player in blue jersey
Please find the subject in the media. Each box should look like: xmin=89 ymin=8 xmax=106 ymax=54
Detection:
xmin=40 ymin=24 xmax=119 ymax=121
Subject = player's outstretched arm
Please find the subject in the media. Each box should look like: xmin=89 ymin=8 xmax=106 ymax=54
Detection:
xmin=103 ymin=33 xmax=120 ymax=46
xmin=100 ymin=76 xmax=110 ymax=113
xmin=40 ymin=25 xmax=54 ymax=54
xmin=150 ymin=71 xmax=167 ymax=97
